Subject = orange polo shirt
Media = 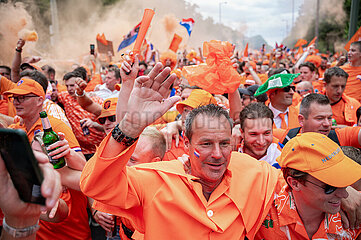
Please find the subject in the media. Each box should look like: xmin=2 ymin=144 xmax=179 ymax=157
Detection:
xmin=80 ymin=134 xmax=282 ymax=239
xmin=37 ymin=188 xmax=91 ymax=240
xmin=341 ymin=64 xmax=361 ymax=102
xmin=255 ymin=184 xmax=361 ymax=239
xmin=8 ymin=115 xmax=80 ymax=151
xmin=331 ymin=94 xmax=360 ymax=126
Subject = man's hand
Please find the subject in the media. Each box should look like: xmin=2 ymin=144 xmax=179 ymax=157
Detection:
xmin=93 ymin=211 xmax=114 ymax=232
xmin=340 ymin=186 xmax=361 ymax=229
xmin=46 ymin=132 xmax=71 ymax=161
xmin=119 ymin=62 xmax=181 ymax=138
xmin=231 ymin=124 xmax=242 ymax=151
xmin=120 ymin=54 xmax=140 ymax=86
xmin=160 ymin=120 xmax=182 ymax=151
xmin=16 ymin=38 xmax=25 ymax=51
xmin=75 ymin=77 xmax=88 ymax=96
xmin=0 ymin=147 xmax=62 ymax=228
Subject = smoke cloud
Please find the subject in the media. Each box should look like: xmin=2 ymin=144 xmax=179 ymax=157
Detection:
xmin=0 ymin=0 xmax=247 ymax=72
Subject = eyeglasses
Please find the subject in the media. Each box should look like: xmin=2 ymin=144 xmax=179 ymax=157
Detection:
xmin=98 ymin=115 xmax=116 ymax=124
xmin=283 ymin=86 xmax=296 ymax=92
xmin=8 ymin=95 xmax=38 ymax=103
xmin=304 ymin=179 xmax=337 ymax=194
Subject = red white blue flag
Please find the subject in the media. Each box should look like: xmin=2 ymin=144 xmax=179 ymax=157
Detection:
xmin=179 ymin=18 xmax=195 ymax=36
xmin=118 ymin=22 xmax=141 ymax=52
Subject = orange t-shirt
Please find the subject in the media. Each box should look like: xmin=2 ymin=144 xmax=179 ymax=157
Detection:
xmin=255 ymin=184 xmax=361 ymax=240
xmin=341 ymin=64 xmax=361 ymax=102
xmin=9 ymin=115 xmax=80 ymax=150
xmin=37 ymin=188 xmax=91 ymax=240
xmin=80 ymin=134 xmax=281 ymax=239
xmin=312 ymin=80 xmax=324 ymax=93
xmin=331 ymin=94 xmax=361 ymax=126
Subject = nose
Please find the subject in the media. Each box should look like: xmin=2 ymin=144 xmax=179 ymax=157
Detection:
xmin=257 ymin=135 xmax=265 ymax=145
xmin=323 ymin=118 xmax=332 ymax=127
xmin=211 ymin=144 xmax=222 ymax=159
xmin=334 ymin=187 xmax=349 ymax=199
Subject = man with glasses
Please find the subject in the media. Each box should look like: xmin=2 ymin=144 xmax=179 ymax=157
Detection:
xmin=255 ymin=73 xmax=301 ymax=130
xmin=2 ymin=73 xmax=81 ymax=151
xmin=295 ymin=81 xmax=314 ymax=99
xmin=255 ymin=132 xmax=361 ymax=239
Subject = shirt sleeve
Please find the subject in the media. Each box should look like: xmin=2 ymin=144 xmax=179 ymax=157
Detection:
xmin=0 ymin=76 xmax=16 ymax=94
xmin=80 ymin=133 xmax=142 ymax=208
xmin=336 ymin=127 xmax=361 ymax=148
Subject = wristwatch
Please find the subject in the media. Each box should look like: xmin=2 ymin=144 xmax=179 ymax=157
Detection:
xmin=111 ymin=123 xmax=138 ymax=147
xmin=3 ymin=218 xmax=40 ymax=238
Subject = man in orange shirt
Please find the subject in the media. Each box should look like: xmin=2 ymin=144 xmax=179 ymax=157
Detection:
xmin=80 ymin=63 xmax=280 ymax=239
xmin=299 ymin=62 xmax=324 ymax=93
xmin=255 ymin=132 xmax=361 ymax=239
xmin=341 ymin=41 xmax=361 ymax=102
xmin=276 ymin=93 xmax=361 ymax=149
xmin=255 ymin=73 xmax=300 ymax=130
xmin=323 ymin=67 xmax=360 ymax=126
xmin=161 ymin=88 xmax=217 ymax=161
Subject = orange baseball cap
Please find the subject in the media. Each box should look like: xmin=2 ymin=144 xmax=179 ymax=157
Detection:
xmin=176 ymin=89 xmax=217 ymax=114
xmin=278 ymin=132 xmax=361 ymax=187
xmin=97 ymin=97 xmax=117 ymax=121
xmin=3 ymin=78 xmax=45 ymax=98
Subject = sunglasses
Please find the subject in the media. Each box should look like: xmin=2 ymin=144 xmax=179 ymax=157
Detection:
xmin=98 ymin=115 xmax=116 ymax=124
xmin=283 ymin=86 xmax=296 ymax=92
xmin=304 ymin=179 xmax=337 ymax=194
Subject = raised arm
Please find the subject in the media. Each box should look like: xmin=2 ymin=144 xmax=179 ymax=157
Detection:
xmin=11 ymin=39 xmax=25 ymax=83
xmin=80 ymin=62 xmax=180 ymax=205
xmin=75 ymin=78 xmax=102 ymax=116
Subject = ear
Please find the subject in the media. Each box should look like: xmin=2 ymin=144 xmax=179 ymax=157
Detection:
xmin=286 ymin=176 xmax=302 ymax=192
xmin=37 ymin=96 xmax=44 ymax=106
xmin=151 ymin=157 xmax=161 ymax=163
xmin=298 ymin=114 xmax=305 ymax=127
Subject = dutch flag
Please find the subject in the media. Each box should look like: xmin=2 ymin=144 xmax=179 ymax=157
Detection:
xmin=179 ymin=18 xmax=195 ymax=36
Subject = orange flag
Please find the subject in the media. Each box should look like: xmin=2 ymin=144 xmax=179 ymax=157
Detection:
xmin=96 ymin=33 xmax=108 ymax=45
xmin=169 ymin=33 xmax=183 ymax=52
xmin=344 ymin=26 xmax=361 ymax=51
xmin=133 ymin=9 xmax=155 ymax=56
xmin=296 ymin=46 xmax=303 ymax=55
xmin=294 ymin=39 xmax=307 ymax=48
xmin=243 ymin=43 xmax=249 ymax=57
xmin=307 ymin=37 xmax=317 ymax=47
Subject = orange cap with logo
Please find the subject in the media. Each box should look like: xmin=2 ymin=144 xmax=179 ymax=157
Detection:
xmin=176 ymin=89 xmax=217 ymax=114
xmin=278 ymin=132 xmax=361 ymax=187
xmin=3 ymin=78 xmax=45 ymax=98
xmin=97 ymin=98 xmax=117 ymax=121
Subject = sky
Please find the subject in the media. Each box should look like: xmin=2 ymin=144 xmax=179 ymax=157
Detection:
xmin=184 ymin=0 xmax=304 ymax=45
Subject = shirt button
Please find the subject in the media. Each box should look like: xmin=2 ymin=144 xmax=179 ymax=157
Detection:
xmin=207 ymin=210 xmax=213 ymax=217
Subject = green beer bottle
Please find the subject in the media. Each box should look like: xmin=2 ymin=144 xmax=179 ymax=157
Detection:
xmin=39 ymin=111 xmax=66 ymax=169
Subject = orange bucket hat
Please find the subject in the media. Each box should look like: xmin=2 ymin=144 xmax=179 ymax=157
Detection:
xmin=97 ymin=97 xmax=117 ymax=122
